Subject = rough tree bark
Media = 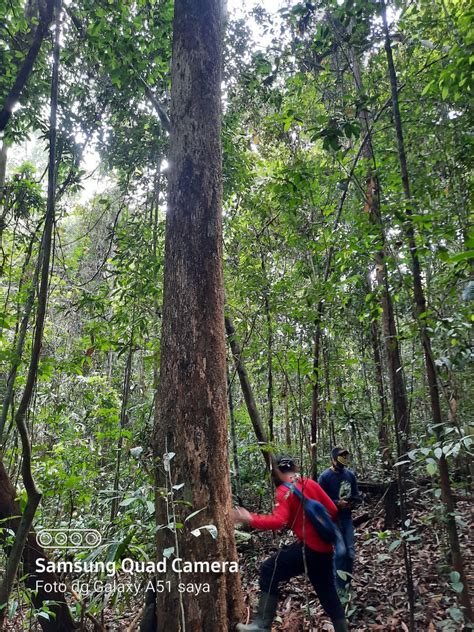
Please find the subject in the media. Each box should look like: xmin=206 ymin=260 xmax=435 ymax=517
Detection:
xmin=151 ymin=1 xmax=244 ymax=629
xmin=381 ymin=3 xmax=472 ymax=621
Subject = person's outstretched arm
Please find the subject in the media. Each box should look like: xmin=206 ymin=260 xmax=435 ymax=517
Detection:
xmin=233 ymin=487 xmax=291 ymax=531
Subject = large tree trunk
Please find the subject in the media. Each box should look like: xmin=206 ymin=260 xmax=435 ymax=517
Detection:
xmin=381 ymin=3 xmax=472 ymax=621
xmin=151 ymin=1 xmax=243 ymax=629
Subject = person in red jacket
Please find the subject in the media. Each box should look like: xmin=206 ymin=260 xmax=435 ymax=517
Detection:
xmin=233 ymin=456 xmax=348 ymax=632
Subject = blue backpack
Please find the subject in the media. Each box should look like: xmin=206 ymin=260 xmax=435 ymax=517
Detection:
xmin=283 ymin=482 xmax=337 ymax=544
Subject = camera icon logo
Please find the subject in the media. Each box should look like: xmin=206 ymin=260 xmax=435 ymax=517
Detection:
xmin=36 ymin=529 xmax=102 ymax=549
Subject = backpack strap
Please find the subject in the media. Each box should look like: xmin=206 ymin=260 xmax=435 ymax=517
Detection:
xmin=283 ymin=482 xmax=337 ymax=544
xmin=282 ymin=482 xmax=305 ymax=502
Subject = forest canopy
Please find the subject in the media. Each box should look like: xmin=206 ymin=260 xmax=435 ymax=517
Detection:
xmin=0 ymin=0 xmax=472 ymax=630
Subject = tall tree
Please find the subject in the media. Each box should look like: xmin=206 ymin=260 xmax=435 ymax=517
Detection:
xmin=381 ymin=1 xmax=472 ymax=621
xmin=0 ymin=1 xmax=75 ymax=628
xmin=152 ymin=1 xmax=244 ymax=630
xmin=350 ymin=46 xmax=415 ymax=630
xmin=226 ymin=315 xmax=273 ymax=470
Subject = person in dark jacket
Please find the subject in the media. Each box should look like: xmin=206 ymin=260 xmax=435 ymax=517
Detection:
xmin=318 ymin=447 xmax=362 ymax=591
xmin=232 ymin=456 xmax=348 ymax=632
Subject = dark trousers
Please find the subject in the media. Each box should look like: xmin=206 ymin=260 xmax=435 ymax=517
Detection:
xmin=334 ymin=518 xmax=355 ymax=590
xmin=259 ymin=541 xmax=345 ymax=621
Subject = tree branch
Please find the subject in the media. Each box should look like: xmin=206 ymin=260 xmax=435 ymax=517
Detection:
xmin=0 ymin=0 xmax=55 ymax=133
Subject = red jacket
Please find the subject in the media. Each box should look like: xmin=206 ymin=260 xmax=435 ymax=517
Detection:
xmin=249 ymin=477 xmax=338 ymax=553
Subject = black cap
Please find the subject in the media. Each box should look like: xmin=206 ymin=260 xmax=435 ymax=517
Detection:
xmin=277 ymin=455 xmax=296 ymax=472
xmin=331 ymin=446 xmax=349 ymax=460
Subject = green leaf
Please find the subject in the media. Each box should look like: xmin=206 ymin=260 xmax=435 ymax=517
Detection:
xmin=119 ymin=497 xmax=137 ymax=507
xmin=421 ymin=80 xmax=434 ymax=95
xmin=37 ymin=611 xmax=50 ymax=620
xmin=449 ymin=250 xmax=474 ymax=263
xmin=448 ymin=607 xmax=464 ymax=622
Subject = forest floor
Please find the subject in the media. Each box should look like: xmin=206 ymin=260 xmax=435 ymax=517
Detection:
xmin=4 ymin=496 xmax=472 ymax=630
xmin=237 ymin=497 xmax=473 ymax=632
